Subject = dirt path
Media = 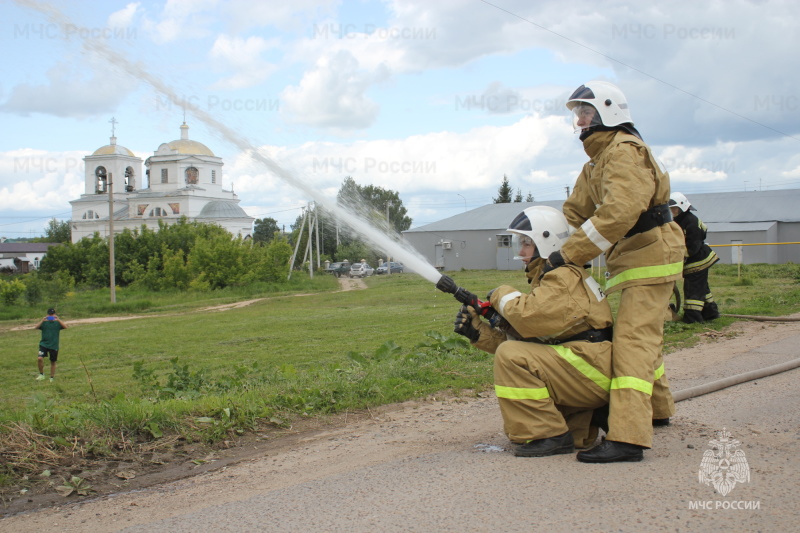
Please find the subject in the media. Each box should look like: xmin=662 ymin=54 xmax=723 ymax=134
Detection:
xmin=6 ymin=276 xmax=365 ymax=332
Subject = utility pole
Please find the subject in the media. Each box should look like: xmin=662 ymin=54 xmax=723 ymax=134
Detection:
xmin=108 ymin=173 xmax=116 ymax=303
xmin=565 ymin=186 xmax=571 ymax=197
xmin=314 ymin=203 xmax=321 ymax=270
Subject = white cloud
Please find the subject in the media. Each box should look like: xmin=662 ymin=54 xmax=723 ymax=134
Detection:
xmin=227 ymin=114 xmax=575 ymax=217
xmin=148 ymin=0 xmax=219 ymax=44
xmin=107 ymin=2 xmax=140 ymax=29
xmin=227 ymin=0 xmax=339 ymax=33
xmin=208 ymin=35 xmax=278 ymax=90
xmin=0 ymin=149 xmax=85 ymax=213
xmin=281 ymin=50 xmax=389 ymax=130
xmin=0 ymin=61 xmax=131 ymax=118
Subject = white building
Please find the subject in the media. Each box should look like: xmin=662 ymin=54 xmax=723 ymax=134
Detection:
xmin=70 ymin=123 xmax=253 ymax=243
xmin=403 ymin=190 xmax=800 ymax=271
xmin=0 ymin=242 xmax=61 ymax=273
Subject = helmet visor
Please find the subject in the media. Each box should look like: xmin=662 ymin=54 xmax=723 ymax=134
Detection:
xmin=512 ymin=233 xmax=538 ymax=262
xmin=572 ymin=104 xmax=603 ymax=133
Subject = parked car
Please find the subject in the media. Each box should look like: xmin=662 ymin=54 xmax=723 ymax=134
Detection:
xmin=325 ymin=261 xmax=351 ymax=277
xmin=349 ymin=262 xmax=374 ymax=278
xmin=376 ymin=261 xmax=404 ymax=274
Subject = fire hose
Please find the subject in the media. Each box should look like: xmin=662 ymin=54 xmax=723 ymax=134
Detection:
xmin=673 ymin=357 xmax=800 ymax=402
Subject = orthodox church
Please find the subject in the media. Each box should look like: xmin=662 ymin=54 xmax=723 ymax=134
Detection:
xmin=70 ymin=121 xmax=254 ymax=243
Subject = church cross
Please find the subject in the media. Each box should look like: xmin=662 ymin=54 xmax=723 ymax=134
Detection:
xmin=109 ymin=116 xmax=118 ymax=137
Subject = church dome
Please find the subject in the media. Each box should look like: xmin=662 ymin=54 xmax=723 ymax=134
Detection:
xmin=156 ymin=123 xmax=215 ymax=156
xmin=92 ymin=136 xmax=135 ymax=156
xmin=198 ymin=201 xmax=248 ymax=218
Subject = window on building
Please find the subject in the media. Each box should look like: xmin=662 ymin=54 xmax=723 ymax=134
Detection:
xmin=95 ymin=166 xmax=108 ymax=193
xmin=125 ymin=166 xmax=135 ymax=191
xmin=149 ymin=207 xmax=167 ymax=217
xmin=161 ymin=168 xmax=168 ymax=183
xmin=34 ymin=257 xmax=40 ymax=268
xmin=185 ymin=166 xmax=199 ymax=185
xmin=497 ymin=235 xmax=512 ymax=248
xmin=211 ymin=170 xmax=216 ymax=184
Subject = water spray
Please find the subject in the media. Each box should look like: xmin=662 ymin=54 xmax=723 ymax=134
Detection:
xmin=18 ymin=0 xmax=444 ymax=285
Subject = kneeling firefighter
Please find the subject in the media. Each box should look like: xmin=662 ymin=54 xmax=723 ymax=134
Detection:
xmin=437 ymin=206 xmax=613 ymax=457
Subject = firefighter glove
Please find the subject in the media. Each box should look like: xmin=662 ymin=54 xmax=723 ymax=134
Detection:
xmin=454 ymin=305 xmax=481 ymax=343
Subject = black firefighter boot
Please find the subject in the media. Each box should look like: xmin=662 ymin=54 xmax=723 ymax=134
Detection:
xmin=514 ymin=432 xmax=575 ymax=457
xmin=682 ymin=309 xmax=705 ymax=324
xmin=576 ymin=439 xmax=644 ymax=463
xmin=702 ymin=301 xmax=720 ymax=321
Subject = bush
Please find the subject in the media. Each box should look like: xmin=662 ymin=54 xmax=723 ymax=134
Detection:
xmin=0 ymin=278 xmax=25 ymax=305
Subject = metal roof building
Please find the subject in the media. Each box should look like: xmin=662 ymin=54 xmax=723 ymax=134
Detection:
xmin=402 ymin=189 xmax=800 ymax=271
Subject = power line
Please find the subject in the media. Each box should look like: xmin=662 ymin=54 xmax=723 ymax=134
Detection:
xmin=478 ymin=0 xmax=800 ymax=143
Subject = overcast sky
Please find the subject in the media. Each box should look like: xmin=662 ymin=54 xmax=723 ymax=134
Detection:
xmin=2 ymin=0 xmax=799 ymax=239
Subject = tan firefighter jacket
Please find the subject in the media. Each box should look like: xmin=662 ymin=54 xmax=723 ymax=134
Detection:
xmin=471 ymin=259 xmax=613 ymax=366
xmin=560 ymin=130 xmax=685 ymax=293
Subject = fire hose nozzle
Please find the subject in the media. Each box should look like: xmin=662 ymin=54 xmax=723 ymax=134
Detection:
xmin=435 ymin=274 xmax=458 ymax=295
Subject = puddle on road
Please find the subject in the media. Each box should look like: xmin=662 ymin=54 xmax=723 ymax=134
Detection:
xmin=473 ymin=443 xmax=506 ymax=453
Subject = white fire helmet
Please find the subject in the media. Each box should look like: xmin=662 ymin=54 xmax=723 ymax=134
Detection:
xmin=506 ymin=206 xmax=571 ymax=261
xmin=669 ymin=192 xmax=695 ymax=212
xmin=566 ymin=81 xmax=633 ymax=131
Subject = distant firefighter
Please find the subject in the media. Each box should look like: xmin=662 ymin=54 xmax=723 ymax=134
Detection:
xmin=669 ymin=192 xmax=720 ymax=323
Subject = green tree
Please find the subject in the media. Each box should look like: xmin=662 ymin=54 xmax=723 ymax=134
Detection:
xmin=336 ymin=177 xmax=412 ymax=234
xmin=526 ymin=192 xmax=535 ymax=202
xmin=253 ymin=217 xmax=280 ymax=244
xmin=514 ymin=189 xmax=523 ymax=202
xmin=493 ymin=175 xmax=513 ymax=203
xmin=38 ymin=218 xmax=71 ymax=243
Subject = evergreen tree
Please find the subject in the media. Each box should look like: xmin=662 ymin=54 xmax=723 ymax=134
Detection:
xmin=493 ymin=175 xmax=513 ymax=203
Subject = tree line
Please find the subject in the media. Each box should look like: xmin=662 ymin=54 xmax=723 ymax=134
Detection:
xmin=39 ymin=218 xmax=293 ymax=291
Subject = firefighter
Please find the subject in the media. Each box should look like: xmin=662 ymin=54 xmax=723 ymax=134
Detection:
xmin=544 ymin=81 xmax=685 ymax=462
xmin=453 ymin=206 xmax=614 ymax=457
xmin=669 ymin=192 xmax=720 ymax=323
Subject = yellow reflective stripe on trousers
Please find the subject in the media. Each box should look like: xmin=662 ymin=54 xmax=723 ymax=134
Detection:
xmin=685 ymin=252 xmax=718 ymax=271
xmin=654 ymin=363 xmax=665 ymax=381
xmin=610 ymin=376 xmax=654 ymax=395
xmin=551 ymin=344 xmax=611 ymax=392
xmin=495 ymin=384 xmax=550 ymax=400
xmin=605 ymin=261 xmax=684 ymax=290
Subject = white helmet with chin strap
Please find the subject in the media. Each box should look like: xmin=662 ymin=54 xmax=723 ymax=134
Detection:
xmin=566 ymin=81 xmax=632 ymax=130
xmin=506 ymin=206 xmax=571 ymax=261
xmin=669 ymin=192 xmax=695 ymax=212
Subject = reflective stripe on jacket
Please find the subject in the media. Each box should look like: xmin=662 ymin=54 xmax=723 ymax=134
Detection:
xmin=561 ymin=130 xmax=685 ymax=293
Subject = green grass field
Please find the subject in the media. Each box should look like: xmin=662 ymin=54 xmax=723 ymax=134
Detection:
xmin=1 ymin=263 xmax=799 ymax=488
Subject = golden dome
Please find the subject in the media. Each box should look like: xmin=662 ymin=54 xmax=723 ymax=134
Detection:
xmin=163 ymin=139 xmax=215 ymax=156
xmin=92 ymin=136 xmax=135 ymax=156
xmin=156 ymin=122 xmax=215 ymax=156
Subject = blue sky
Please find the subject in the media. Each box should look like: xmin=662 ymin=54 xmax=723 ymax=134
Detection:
xmin=2 ymin=0 xmax=799 ymax=239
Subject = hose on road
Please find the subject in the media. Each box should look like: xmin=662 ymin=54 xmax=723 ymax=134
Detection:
xmin=674 ymin=357 xmax=800 ymax=402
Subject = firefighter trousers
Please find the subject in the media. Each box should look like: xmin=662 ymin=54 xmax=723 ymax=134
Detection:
xmin=652 ymin=350 xmax=675 ymax=419
xmin=683 ymin=268 xmax=716 ymax=315
xmin=493 ymin=340 xmax=611 ymax=449
xmin=607 ymin=282 xmax=674 ymax=448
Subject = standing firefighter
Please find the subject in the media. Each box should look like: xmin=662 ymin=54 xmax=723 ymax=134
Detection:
xmin=669 ymin=192 xmax=720 ymax=323
xmin=545 ymin=81 xmax=685 ymax=463
xmin=440 ymin=206 xmax=613 ymax=457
